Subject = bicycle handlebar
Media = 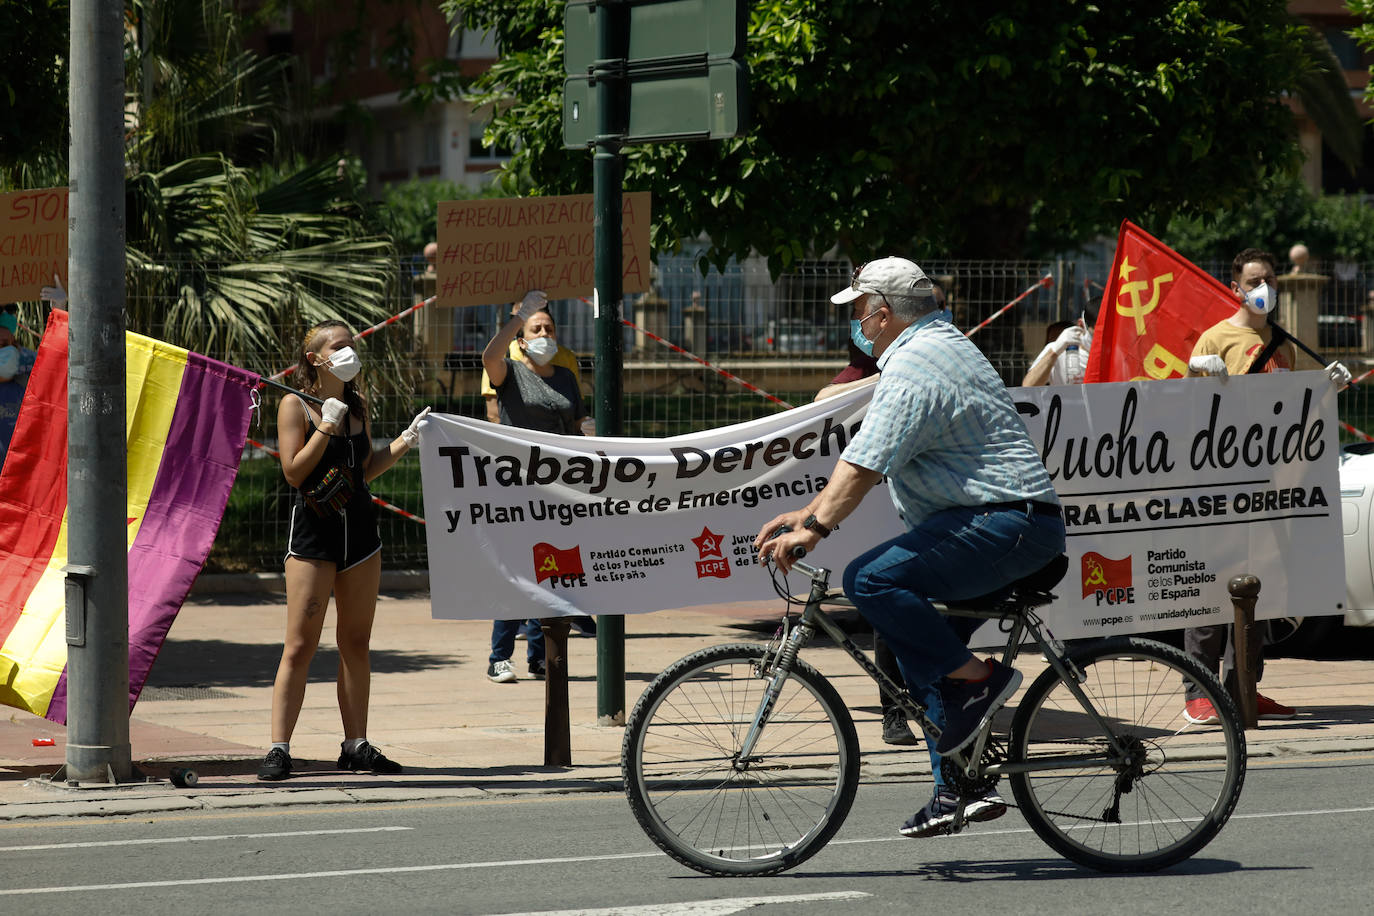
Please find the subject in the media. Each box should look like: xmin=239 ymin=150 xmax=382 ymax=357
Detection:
xmin=762 ymin=525 xmax=823 ymax=579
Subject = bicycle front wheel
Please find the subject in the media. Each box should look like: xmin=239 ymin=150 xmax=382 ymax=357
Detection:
xmin=1008 ymin=636 xmax=1246 ymax=872
xmin=622 ymin=643 xmax=859 ymax=876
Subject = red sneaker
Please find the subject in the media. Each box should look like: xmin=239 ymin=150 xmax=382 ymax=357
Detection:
xmin=1184 ymin=698 xmax=1219 ymax=724
xmin=1256 ymin=694 xmax=1297 ymax=719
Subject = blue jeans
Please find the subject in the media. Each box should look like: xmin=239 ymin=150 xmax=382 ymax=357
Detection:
xmin=490 ymin=618 xmax=545 ymax=664
xmin=843 ymin=503 xmax=1066 ymax=791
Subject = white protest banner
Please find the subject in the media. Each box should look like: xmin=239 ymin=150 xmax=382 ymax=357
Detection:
xmin=419 ymin=385 xmax=904 ymax=620
xmin=1012 ymin=371 xmax=1343 ymax=637
xmin=420 ymin=371 xmax=1342 ymax=636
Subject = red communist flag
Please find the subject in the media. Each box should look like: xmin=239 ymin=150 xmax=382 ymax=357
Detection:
xmin=532 ymin=542 xmax=584 ymax=584
xmin=1083 ymin=220 xmax=1238 ymax=383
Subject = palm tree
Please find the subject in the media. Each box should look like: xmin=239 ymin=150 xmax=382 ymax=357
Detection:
xmin=112 ymin=0 xmax=402 ymax=374
xmin=125 ymin=155 xmax=398 ymax=375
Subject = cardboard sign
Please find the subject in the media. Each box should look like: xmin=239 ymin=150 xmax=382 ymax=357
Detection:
xmin=0 ymin=187 xmax=68 ymax=304
xmin=435 ymin=192 xmax=651 ymax=308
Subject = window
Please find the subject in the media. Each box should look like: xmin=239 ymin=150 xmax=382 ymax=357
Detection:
xmin=420 ymin=123 xmax=441 ymax=173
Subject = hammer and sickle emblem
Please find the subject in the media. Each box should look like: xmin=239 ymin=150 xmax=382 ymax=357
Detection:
xmin=538 ymin=554 xmax=560 ymax=573
xmin=1083 ymin=558 xmax=1107 ymax=587
xmin=1116 ymin=260 xmax=1174 ymax=336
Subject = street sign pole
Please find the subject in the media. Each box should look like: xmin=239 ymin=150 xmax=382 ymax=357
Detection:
xmin=568 ymin=0 xmax=748 ymax=726
xmin=593 ymin=3 xmax=627 ymax=726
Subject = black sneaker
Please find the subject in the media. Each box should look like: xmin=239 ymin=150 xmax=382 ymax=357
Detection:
xmin=935 ymin=659 xmax=1022 ymax=755
xmin=881 ymin=708 xmax=919 ymax=746
xmin=528 ymin=658 xmax=547 ymax=679
xmin=257 ymin=747 xmax=292 ymax=781
xmin=899 ymin=788 xmax=1007 ymax=838
xmin=337 ymin=741 xmax=403 ymax=775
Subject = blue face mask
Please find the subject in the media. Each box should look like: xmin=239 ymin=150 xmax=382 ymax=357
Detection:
xmin=850 ymin=317 xmax=875 ymax=356
xmin=850 ymin=310 xmax=880 ymax=356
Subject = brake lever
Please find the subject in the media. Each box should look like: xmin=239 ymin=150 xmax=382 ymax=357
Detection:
xmin=762 ymin=525 xmax=807 ymax=570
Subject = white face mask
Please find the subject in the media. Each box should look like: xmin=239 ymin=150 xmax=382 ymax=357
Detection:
xmin=322 ymin=346 xmax=361 ymax=382
xmin=524 ymin=336 xmax=558 ymax=366
xmin=1242 ymin=281 xmax=1278 ymax=315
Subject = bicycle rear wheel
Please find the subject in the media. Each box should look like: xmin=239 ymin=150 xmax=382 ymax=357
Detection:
xmin=1008 ymin=636 xmax=1246 ymax=872
xmin=622 ymin=643 xmax=859 ymax=876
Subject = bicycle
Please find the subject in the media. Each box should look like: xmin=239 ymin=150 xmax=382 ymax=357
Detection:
xmin=621 ymin=549 xmax=1247 ymax=876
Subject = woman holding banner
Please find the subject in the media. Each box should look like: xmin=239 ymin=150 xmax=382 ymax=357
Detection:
xmin=258 ymin=320 xmax=430 ymax=781
xmin=480 ymin=291 xmax=592 ymax=683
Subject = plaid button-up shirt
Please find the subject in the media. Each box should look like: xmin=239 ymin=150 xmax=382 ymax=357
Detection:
xmin=842 ymin=311 xmax=1058 ymax=527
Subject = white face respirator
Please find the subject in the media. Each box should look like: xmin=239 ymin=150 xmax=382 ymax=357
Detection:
xmin=1242 ymin=282 xmax=1279 ymax=315
xmin=322 ymin=346 xmax=362 ymax=382
xmin=524 ymin=336 xmax=558 ymax=366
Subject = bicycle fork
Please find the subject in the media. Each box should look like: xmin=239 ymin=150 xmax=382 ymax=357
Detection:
xmin=734 ymin=619 xmax=816 ymax=768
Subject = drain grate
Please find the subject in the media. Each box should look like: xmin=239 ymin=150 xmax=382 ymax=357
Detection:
xmin=140 ymin=686 xmax=241 ymax=702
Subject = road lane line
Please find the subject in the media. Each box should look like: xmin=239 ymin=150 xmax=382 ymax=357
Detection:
xmin=0 ymin=851 xmax=665 ymax=896
xmin=496 ymin=890 xmax=871 ymax=916
xmin=5 ymin=803 xmax=1372 ymax=895
xmin=0 ymin=825 xmax=411 ymax=853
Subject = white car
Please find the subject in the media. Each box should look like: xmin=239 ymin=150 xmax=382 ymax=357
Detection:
xmin=1278 ymin=443 xmax=1374 ymax=649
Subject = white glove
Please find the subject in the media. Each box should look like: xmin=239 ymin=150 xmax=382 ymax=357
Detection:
xmin=514 ymin=290 xmax=548 ymax=322
xmin=580 ymin=417 xmax=597 ymax=437
xmin=1326 ymin=360 xmax=1353 ymax=390
xmin=401 ymin=406 xmax=431 ymax=446
xmin=1189 ymin=354 xmax=1228 ymax=377
xmin=40 ymin=274 xmax=66 ymax=306
xmin=1051 ymin=325 xmax=1085 ymax=354
xmin=321 ymin=397 xmax=349 ymax=428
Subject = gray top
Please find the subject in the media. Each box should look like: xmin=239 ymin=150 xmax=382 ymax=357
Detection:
xmin=495 ymin=358 xmax=584 ymax=434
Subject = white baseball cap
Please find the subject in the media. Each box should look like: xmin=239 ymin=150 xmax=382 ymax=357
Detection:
xmin=832 ymin=256 xmax=934 ymax=305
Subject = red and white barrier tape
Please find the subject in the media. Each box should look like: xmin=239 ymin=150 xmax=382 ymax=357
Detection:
xmin=1340 ymin=420 xmax=1374 ymax=443
xmin=266 ymin=295 xmax=437 ymax=381
xmin=964 ymin=273 xmax=1055 ymax=337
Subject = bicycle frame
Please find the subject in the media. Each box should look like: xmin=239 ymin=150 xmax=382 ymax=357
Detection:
xmin=737 ymin=556 xmax=1137 ymax=782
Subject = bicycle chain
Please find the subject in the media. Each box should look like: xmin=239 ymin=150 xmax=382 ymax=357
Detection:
xmin=943 ymin=737 xmax=1129 ymax=826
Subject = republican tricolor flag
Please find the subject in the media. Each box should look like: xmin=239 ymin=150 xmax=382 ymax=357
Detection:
xmin=1084 ymin=220 xmax=1238 ymax=383
xmin=0 ymin=310 xmax=258 ymax=723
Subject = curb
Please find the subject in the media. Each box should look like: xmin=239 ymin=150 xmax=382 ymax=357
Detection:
xmin=5 ymin=735 xmax=1372 ymax=822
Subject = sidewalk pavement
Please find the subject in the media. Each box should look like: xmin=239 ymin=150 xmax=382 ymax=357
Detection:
xmin=3 ymin=582 xmax=1374 ymax=821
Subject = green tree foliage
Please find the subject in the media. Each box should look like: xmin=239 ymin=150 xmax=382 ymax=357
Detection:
xmin=125 ymin=155 xmax=397 ymax=375
xmin=4 ymin=1 xmax=402 ymax=376
xmin=447 ymin=0 xmax=1321 ymax=269
xmin=0 ymin=0 xmax=69 ymax=188
xmin=380 ymin=177 xmax=505 ymax=254
xmin=1165 ymin=172 xmax=1374 ymax=264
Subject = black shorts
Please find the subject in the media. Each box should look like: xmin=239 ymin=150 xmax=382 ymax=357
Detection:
xmin=285 ymin=494 xmax=381 ymax=572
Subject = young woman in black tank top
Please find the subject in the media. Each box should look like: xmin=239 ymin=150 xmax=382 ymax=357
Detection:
xmin=257 ymin=320 xmax=430 ymax=781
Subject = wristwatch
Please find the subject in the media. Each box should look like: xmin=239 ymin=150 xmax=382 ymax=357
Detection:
xmin=802 ymin=514 xmax=833 ymax=538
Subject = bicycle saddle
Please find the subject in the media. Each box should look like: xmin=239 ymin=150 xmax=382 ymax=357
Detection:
xmin=951 ymin=553 xmax=1068 ymax=610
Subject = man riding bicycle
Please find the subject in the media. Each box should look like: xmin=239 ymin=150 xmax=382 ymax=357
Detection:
xmin=754 ymin=256 xmax=1067 ymax=838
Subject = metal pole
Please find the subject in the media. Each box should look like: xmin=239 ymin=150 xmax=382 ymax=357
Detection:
xmin=541 ymin=618 xmax=573 ymax=765
xmin=63 ymin=0 xmax=131 ymax=784
xmin=593 ymin=0 xmax=626 ymax=725
xmin=1226 ymin=574 xmax=1260 ymax=729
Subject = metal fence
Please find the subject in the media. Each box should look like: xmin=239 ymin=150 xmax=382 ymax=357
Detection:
xmin=101 ymin=251 xmax=1374 ymax=573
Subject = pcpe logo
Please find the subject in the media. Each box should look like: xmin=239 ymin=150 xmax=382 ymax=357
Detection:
xmin=532 ymin=542 xmax=588 ymax=589
xmin=1081 ymin=551 xmax=1134 ymax=605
